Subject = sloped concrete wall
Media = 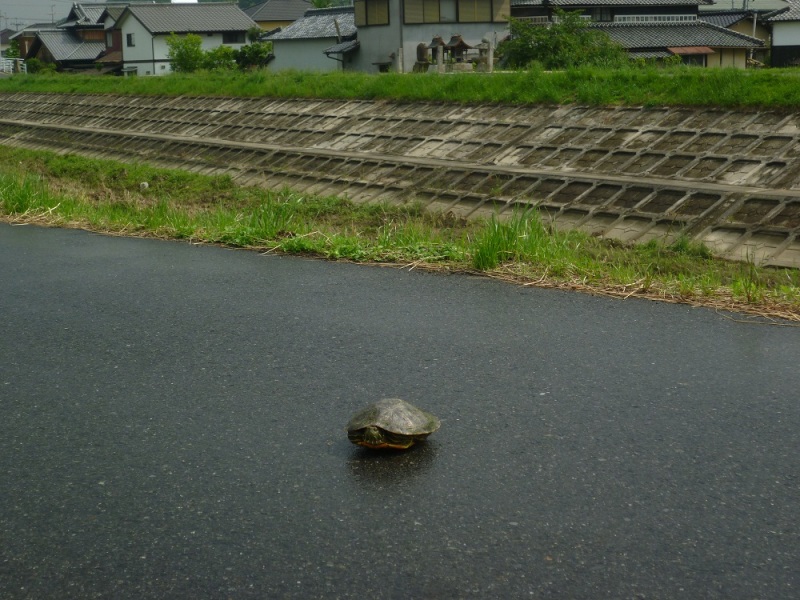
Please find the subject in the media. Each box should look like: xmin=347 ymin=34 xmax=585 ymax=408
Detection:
xmin=1 ymin=92 xmax=798 ymax=267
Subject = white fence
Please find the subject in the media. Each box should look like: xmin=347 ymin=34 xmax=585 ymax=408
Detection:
xmin=0 ymin=58 xmax=27 ymax=74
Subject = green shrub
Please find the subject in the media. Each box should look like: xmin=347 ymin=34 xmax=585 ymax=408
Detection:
xmin=25 ymin=58 xmax=56 ymax=74
xmin=235 ymin=42 xmax=273 ymax=70
xmin=498 ymin=10 xmax=628 ymax=70
xmin=204 ymin=45 xmax=238 ymax=71
xmin=166 ymin=33 xmax=205 ymax=73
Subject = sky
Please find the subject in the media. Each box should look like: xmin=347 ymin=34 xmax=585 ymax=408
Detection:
xmin=0 ymin=0 xmax=77 ymax=29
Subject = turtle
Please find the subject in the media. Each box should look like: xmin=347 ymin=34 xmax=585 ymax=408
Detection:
xmin=346 ymin=398 xmax=441 ymax=450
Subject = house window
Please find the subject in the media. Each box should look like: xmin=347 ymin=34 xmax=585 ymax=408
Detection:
xmin=126 ymin=33 xmax=135 ymax=47
xmin=405 ymin=0 xmax=440 ymax=23
xmin=591 ymin=7 xmax=612 ymax=21
xmin=106 ymin=32 xmax=112 ymax=47
xmin=354 ymin=0 xmax=390 ymax=26
xmin=222 ymin=32 xmax=246 ymax=44
xmin=458 ymin=0 xmax=491 ymax=22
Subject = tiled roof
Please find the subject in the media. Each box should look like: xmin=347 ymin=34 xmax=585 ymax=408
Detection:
xmin=767 ymin=0 xmax=800 ymax=21
xmin=511 ymin=0 xmax=712 ymax=6
xmin=70 ymin=4 xmax=108 ymax=25
xmin=102 ymin=5 xmax=129 ymax=23
xmin=96 ymin=49 xmax=123 ymax=63
xmin=120 ymin=3 xmax=257 ymax=34
xmin=629 ymin=49 xmax=673 ymax=57
xmin=34 ymin=30 xmax=105 ymax=60
xmin=698 ymin=11 xmax=751 ymax=28
xmin=10 ymin=23 xmax=60 ymax=38
xmin=591 ymin=21 xmax=764 ymax=48
xmin=323 ymin=39 xmax=360 ymax=54
xmin=245 ymin=0 xmax=311 ymax=22
xmin=265 ymin=7 xmax=355 ymax=40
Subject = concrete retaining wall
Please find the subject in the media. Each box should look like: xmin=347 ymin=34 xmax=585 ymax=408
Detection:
xmin=0 ymin=92 xmax=798 ymax=267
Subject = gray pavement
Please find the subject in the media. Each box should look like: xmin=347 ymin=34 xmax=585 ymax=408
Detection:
xmin=1 ymin=223 xmax=799 ymax=599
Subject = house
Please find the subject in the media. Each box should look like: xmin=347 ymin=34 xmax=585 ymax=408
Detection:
xmin=698 ymin=11 xmax=766 ymax=60
xmin=245 ymin=0 xmax=312 ymax=31
xmin=510 ymin=0 xmax=763 ymax=67
xmin=265 ymin=6 xmax=358 ymax=71
xmin=766 ymin=0 xmax=800 ymax=65
xmin=25 ymin=30 xmax=106 ymax=70
xmin=349 ymin=0 xmax=511 ymax=72
xmin=1 ymin=28 xmax=15 ymax=56
xmin=10 ymin=23 xmax=60 ymax=58
xmin=115 ymin=2 xmax=256 ymax=75
xmin=24 ymin=3 xmax=117 ymax=71
xmin=94 ymin=4 xmax=131 ymax=73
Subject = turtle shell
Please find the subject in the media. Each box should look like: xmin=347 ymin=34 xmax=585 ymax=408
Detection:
xmin=347 ymin=398 xmax=441 ymax=437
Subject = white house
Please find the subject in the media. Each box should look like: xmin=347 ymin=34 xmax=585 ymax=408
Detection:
xmin=116 ymin=2 xmax=257 ymax=75
xmin=768 ymin=0 xmax=800 ymax=65
xmin=265 ymin=6 xmax=358 ymax=71
xmin=348 ymin=0 xmax=510 ymax=73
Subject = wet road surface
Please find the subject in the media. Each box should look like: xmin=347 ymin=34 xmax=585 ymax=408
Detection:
xmin=1 ymin=223 xmax=799 ymax=599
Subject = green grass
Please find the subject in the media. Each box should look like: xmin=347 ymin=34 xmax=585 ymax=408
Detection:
xmin=1 ymin=146 xmax=799 ymax=320
xmin=4 ymin=66 xmax=800 ymax=109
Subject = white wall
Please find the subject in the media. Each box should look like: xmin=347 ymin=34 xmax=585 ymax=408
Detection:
xmin=270 ymin=38 xmax=344 ymax=71
xmin=121 ymin=14 xmax=248 ymax=76
xmin=349 ymin=0 xmax=507 ymax=73
xmin=120 ymin=15 xmax=155 ymax=74
xmin=772 ymin=22 xmax=800 ymax=46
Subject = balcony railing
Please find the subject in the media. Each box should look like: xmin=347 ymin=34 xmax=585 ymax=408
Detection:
xmin=614 ymin=15 xmax=698 ymax=23
xmin=514 ymin=14 xmax=698 ymax=25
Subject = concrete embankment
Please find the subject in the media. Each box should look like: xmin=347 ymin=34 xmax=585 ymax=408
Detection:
xmin=1 ymin=92 xmax=798 ymax=267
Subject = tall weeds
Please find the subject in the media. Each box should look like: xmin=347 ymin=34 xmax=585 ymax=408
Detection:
xmin=5 ymin=67 xmax=800 ymax=109
xmin=472 ymin=211 xmax=553 ymax=270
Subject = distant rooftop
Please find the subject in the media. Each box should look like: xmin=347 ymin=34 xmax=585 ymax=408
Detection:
xmin=119 ymin=3 xmax=257 ymax=34
xmin=265 ymin=6 xmax=355 ymax=40
xmin=245 ymin=0 xmax=311 ymax=22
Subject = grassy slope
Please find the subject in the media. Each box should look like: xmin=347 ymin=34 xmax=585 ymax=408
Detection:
xmin=2 ymin=67 xmax=800 ymax=108
xmin=1 ymin=146 xmax=799 ymax=321
xmin=1 ymin=69 xmax=800 ymax=320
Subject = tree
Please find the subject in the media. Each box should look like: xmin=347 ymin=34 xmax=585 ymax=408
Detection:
xmin=498 ymin=9 xmax=628 ymax=70
xmin=204 ymin=45 xmax=238 ymax=70
xmin=5 ymin=39 xmax=21 ymax=60
xmin=247 ymin=26 xmax=262 ymax=43
xmin=166 ymin=33 xmax=205 ymax=73
xmin=235 ymin=41 xmax=273 ymax=70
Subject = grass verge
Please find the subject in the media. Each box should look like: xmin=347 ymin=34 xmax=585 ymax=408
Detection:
xmin=1 ymin=146 xmax=799 ymax=322
xmin=3 ymin=67 xmax=800 ymax=109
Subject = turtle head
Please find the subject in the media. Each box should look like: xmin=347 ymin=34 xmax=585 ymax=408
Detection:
xmin=360 ymin=426 xmax=385 ymax=447
xmin=351 ymin=425 xmax=415 ymax=450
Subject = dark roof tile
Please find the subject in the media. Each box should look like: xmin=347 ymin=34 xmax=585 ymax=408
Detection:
xmin=767 ymin=0 xmax=800 ymax=21
xmin=33 ymin=30 xmax=105 ymax=60
xmin=265 ymin=7 xmax=355 ymax=40
xmin=698 ymin=11 xmax=751 ymax=27
xmin=591 ymin=21 xmax=763 ymax=48
xmin=121 ymin=3 xmax=256 ymax=34
xmin=245 ymin=0 xmax=312 ymax=22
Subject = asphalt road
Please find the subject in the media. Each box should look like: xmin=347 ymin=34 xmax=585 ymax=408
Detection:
xmin=1 ymin=223 xmax=798 ymax=599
